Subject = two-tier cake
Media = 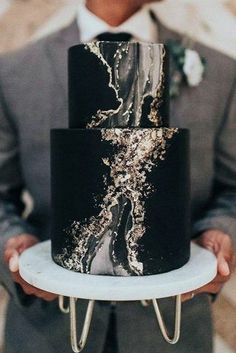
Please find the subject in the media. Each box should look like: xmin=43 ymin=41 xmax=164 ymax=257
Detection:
xmin=50 ymin=42 xmax=190 ymax=276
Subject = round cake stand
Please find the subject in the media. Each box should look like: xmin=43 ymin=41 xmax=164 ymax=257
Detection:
xmin=19 ymin=241 xmax=217 ymax=353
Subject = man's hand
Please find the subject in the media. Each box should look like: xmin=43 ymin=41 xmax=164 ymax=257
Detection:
xmin=4 ymin=234 xmax=58 ymax=301
xmin=182 ymin=229 xmax=235 ymax=302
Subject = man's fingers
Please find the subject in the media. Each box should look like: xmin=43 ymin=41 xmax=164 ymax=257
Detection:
xmin=197 ymin=283 xmax=223 ymax=294
xmin=11 ymin=270 xmax=30 ymax=286
xmin=186 ymin=231 xmax=234 ymax=302
xmin=4 ymin=248 xmax=18 ymax=264
xmin=5 ymin=235 xmax=27 ymax=252
xmin=4 ymin=234 xmax=39 ymax=266
xmin=197 ymin=231 xmax=234 ymax=276
xmin=21 ymin=284 xmax=57 ymax=300
xmin=11 ymin=271 xmax=57 ymax=301
xmin=216 ymin=235 xmax=234 ymax=276
xmin=194 ymin=282 xmax=223 ymax=295
xmin=182 ymin=269 xmax=232 ymax=302
xmin=212 ymin=274 xmax=231 ymax=284
xmin=11 ymin=271 xmax=44 ymax=293
xmin=181 ymin=292 xmax=195 ymax=302
xmin=5 ymin=235 xmax=56 ymax=301
xmin=5 ymin=234 xmax=38 ymax=255
xmin=37 ymin=292 xmax=58 ymax=301
xmin=182 ymin=282 xmax=223 ymax=302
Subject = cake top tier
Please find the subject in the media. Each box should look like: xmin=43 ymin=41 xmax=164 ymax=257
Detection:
xmin=69 ymin=42 xmax=169 ymax=128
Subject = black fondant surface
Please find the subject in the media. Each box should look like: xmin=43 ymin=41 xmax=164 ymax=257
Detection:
xmin=51 ymin=128 xmax=190 ymax=275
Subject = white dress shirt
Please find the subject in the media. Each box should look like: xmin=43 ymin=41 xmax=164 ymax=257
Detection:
xmin=76 ymin=2 xmax=158 ymax=43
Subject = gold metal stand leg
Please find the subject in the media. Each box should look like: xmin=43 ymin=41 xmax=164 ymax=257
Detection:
xmin=58 ymin=295 xmax=70 ymax=314
xmin=152 ymin=295 xmax=182 ymax=344
xmin=70 ymin=298 xmax=95 ymax=353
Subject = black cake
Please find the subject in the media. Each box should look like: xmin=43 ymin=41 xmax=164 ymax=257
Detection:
xmin=51 ymin=42 xmax=190 ymax=276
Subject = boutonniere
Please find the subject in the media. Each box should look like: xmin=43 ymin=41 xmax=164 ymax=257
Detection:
xmin=166 ymin=39 xmax=206 ymax=98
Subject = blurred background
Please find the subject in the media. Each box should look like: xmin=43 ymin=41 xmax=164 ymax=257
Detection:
xmin=0 ymin=1 xmax=235 ymax=352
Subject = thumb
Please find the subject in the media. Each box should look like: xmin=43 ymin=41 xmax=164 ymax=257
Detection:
xmin=214 ymin=238 xmax=232 ymax=277
xmin=8 ymin=250 xmax=19 ymax=273
xmin=197 ymin=231 xmax=233 ymax=276
xmin=4 ymin=234 xmax=38 ymax=265
xmin=217 ymin=253 xmax=230 ymax=276
xmin=215 ymin=235 xmax=232 ymax=276
xmin=4 ymin=246 xmax=20 ymax=264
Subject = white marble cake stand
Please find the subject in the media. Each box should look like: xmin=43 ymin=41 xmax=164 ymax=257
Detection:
xmin=19 ymin=240 xmax=217 ymax=353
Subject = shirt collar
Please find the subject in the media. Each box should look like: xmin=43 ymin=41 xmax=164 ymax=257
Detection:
xmin=77 ymin=2 xmax=158 ymax=43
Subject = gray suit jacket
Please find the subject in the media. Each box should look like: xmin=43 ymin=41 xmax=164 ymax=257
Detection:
xmin=0 ymin=18 xmax=236 ymax=353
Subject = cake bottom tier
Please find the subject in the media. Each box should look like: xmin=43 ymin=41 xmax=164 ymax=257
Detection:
xmin=51 ymin=127 xmax=190 ymax=276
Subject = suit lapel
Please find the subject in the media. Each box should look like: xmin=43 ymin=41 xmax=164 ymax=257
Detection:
xmin=150 ymin=9 xmax=181 ymax=44
xmin=46 ymin=19 xmax=80 ymax=100
xmin=150 ymin=10 xmax=184 ymax=127
xmin=151 ymin=11 xmax=199 ymax=130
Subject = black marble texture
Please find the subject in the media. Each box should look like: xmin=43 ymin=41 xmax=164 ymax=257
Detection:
xmin=69 ymin=42 xmax=169 ymax=129
xmin=51 ymin=128 xmax=190 ymax=275
xmin=51 ymin=42 xmax=191 ymax=276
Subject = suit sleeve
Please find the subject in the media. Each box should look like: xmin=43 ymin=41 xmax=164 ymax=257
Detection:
xmin=193 ymin=71 xmax=236 ymax=247
xmin=0 ymin=76 xmax=37 ymax=306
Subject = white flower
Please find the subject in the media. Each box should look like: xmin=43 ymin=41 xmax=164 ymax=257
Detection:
xmin=183 ymin=49 xmax=205 ymax=87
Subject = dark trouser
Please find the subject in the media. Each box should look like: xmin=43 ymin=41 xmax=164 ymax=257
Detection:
xmin=103 ymin=304 xmax=118 ymax=353
xmin=5 ymin=295 xmax=213 ymax=353
xmin=102 ymin=295 xmax=213 ymax=353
